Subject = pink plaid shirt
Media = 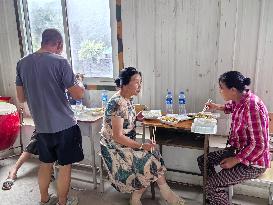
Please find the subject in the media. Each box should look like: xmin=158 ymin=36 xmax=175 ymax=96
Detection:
xmin=224 ymin=90 xmax=270 ymax=168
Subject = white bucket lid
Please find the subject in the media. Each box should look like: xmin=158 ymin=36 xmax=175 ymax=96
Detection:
xmin=0 ymin=102 xmax=17 ymax=115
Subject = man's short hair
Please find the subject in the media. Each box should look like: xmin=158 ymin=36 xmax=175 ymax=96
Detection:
xmin=41 ymin=28 xmax=63 ymax=46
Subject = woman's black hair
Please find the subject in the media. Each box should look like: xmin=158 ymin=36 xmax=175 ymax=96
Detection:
xmin=219 ymin=71 xmax=251 ymax=93
xmin=114 ymin=67 xmax=142 ymax=88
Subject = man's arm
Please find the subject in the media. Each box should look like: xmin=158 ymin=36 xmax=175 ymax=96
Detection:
xmin=61 ymin=60 xmax=85 ymax=100
xmin=16 ymin=86 xmax=26 ymax=103
xmin=67 ymin=85 xmax=84 ymax=100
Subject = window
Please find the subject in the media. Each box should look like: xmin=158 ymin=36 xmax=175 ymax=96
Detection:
xmin=18 ymin=0 xmax=114 ymax=79
xmin=27 ymin=0 xmax=65 ymax=52
xmin=66 ymin=0 xmax=113 ymax=78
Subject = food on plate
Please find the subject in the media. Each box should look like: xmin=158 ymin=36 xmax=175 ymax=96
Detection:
xmin=160 ymin=116 xmax=179 ymax=123
xmin=91 ymin=108 xmax=104 ymax=112
xmin=91 ymin=108 xmax=104 ymax=116
xmin=84 ymin=107 xmax=104 ymax=116
xmin=187 ymin=113 xmax=196 ymax=118
xmin=194 ymin=112 xmax=213 ymax=119
xmin=187 ymin=112 xmax=219 ymax=119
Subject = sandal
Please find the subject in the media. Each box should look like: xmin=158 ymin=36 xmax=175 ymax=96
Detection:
xmin=129 ymin=198 xmax=142 ymax=205
xmin=171 ymin=198 xmax=185 ymax=205
xmin=2 ymin=178 xmax=15 ymax=190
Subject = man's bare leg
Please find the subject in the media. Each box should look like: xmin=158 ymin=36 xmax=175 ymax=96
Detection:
xmin=57 ymin=164 xmax=72 ymax=205
xmin=38 ymin=162 xmax=53 ymax=203
xmin=8 ymin=151 xmax=32 ymax=179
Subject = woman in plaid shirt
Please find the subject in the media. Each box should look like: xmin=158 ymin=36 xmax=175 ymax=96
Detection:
xmin=197 ymin=71 xmax=270 ymax=205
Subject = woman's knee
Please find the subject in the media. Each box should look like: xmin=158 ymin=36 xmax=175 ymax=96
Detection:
xmin=205 ymin=179 xmax=215 ymax=195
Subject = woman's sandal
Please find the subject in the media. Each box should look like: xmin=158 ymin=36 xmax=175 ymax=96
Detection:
xmin=171 ymin=198 xmax=185 ymax=205
xmin=2 ymin=178 xmax=15 ymax=190
xmin=129 ymin=198 xmax=142 ymax=205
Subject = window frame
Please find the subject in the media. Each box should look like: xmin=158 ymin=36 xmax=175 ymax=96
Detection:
xmin=16 ymin=0 xmax=118 ymax=86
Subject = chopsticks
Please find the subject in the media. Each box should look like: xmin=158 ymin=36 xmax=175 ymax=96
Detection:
xmin=201 ymin=99 xmax=212 ymax=113
xmin=151 ymin=126 xmax=156 ymax=152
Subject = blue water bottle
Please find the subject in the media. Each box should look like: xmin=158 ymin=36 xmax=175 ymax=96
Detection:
xmin=101 ymin=90 xmax=108 ymax=109
xmin=165 ymin=90 xmax=173 ymax=114
xmin=178 ymin=91 xmax=186 ymax=115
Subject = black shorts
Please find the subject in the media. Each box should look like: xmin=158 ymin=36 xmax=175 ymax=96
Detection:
xmin=24 ymin=131 xmax=39 ymax=155
xmin=37 ymin=125 xmax=84 ymax=166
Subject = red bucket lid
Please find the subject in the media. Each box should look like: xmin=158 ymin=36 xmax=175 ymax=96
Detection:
xmin=0 ymin=96 xmax=11 ymax=102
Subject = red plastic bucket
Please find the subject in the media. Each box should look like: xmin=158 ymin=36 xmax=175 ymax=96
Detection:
xmin=0 ymin=96 xmax=11 ymax=103
xmin=0 ymin=102 xmax=20 ymax=151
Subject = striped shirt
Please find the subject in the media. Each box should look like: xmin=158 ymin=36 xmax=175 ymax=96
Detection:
xmin=224 ymin=90 xmax=270 ymax=168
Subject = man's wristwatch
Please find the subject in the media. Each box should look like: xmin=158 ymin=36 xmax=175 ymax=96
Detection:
xmin=139 ymin=143 xmax=144 ymax=150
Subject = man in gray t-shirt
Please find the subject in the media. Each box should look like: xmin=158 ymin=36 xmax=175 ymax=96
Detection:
xmin=16 ymin=28 xmax=84 ymax=205
xmin=16 ymin=51 xmax=76 ymax=133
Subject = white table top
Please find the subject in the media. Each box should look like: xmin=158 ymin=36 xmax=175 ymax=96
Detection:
xmin=76 ymin=114 xmax=103 ymax=123
xmin=72 ymin=107 xmax=104 ymax=123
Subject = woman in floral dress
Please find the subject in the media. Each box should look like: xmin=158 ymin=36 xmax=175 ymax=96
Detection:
xmin=100 ymin=67 xmax=185 ymax=205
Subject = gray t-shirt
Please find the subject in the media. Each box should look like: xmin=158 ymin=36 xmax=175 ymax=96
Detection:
xmin=16 ymin=52 xmax=77 ymax=133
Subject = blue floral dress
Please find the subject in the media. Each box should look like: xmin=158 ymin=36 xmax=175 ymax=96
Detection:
xmin=100 ymin=92 xmax=166 ymax=193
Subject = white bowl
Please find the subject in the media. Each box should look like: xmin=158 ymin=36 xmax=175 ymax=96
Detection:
xmin=142 ymin=110 xmax=162 ymax=119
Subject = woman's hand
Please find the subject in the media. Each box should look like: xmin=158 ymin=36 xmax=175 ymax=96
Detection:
xmin=142 ymin=142 xmax=156 ymax=152
xmin=220 ymin=157 xmax=240 ymax=169
xmin=205 ymin=102 xmax=225 ymax=111
xmin=205 ymin=102 xmax=218 ymax=110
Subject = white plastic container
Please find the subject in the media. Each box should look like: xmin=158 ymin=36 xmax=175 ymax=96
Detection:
xmin=191 ymin=117 xmax=217 ymax=134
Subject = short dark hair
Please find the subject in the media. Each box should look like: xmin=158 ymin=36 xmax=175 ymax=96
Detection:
xmin=219 ymin=71 xmax=251 ymax=93
xmin=114 ymin=67 xmax=142 ymax=87
xmin=41 ymin=28 xmax=63 ymax=46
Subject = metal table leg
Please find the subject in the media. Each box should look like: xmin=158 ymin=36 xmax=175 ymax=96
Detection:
xmin=203 ymin=135 xmax=209 ymax=204
xmin=142 ymin=124 xmax=146 ymax=143
xmin=149 ymin=126 xmax=156 ymax=200
xmin=19 ymin=108 xmax=24 ymax=153
xmin=89 ymin=124 xmax=97 ymax=189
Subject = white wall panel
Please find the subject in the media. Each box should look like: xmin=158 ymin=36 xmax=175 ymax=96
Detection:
xmin=122 ymin=0 xmax=273 ymax=116
xmin=122 ymin=0 xmax=137 ymax=68
xmin=233 ymin=0 xmax=261 ymax=86
xmin=134 ymin=0 xmax=156 ymax=106
xmin=153 ymin=0 xmax=177 ymax=111
xmin=216 ymin=0 xmax=239 ymax=103
xmin=0 ymin=0 xmax=21 ymax=104
xmin=255 ymin=0 xmax=273 ymax=111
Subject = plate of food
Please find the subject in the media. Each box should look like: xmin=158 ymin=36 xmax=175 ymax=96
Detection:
xmin=158 ymin=115 xmax=180 ymax=125
xmin=187 ymin=112 xmax=220 ymax=119
xmin=85 ymin=108 xmax=104 ymax=116
xmin=142 ymin=110 xmax=162 ymax=119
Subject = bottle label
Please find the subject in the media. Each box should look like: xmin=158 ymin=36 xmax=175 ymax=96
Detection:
xmin=102 ymin=90 xmax=108 ymax=102
xmin=76 ymin=100 xmax=82 ymax=105
xmin=179 ymin=98 xmax=186 ymax=104
xmin=102 ymin=95 xmax=108 ymax=102
xmin=166 ymin=98 xmax=173 ymax=105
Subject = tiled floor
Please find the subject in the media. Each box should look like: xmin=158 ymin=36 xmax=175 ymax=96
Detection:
xmin=0 ymin=156 xmax=268 ymax=205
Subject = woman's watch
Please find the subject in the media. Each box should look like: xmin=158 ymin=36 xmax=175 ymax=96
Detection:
xmin=139 ymin=143 xmax=144 ymax=150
